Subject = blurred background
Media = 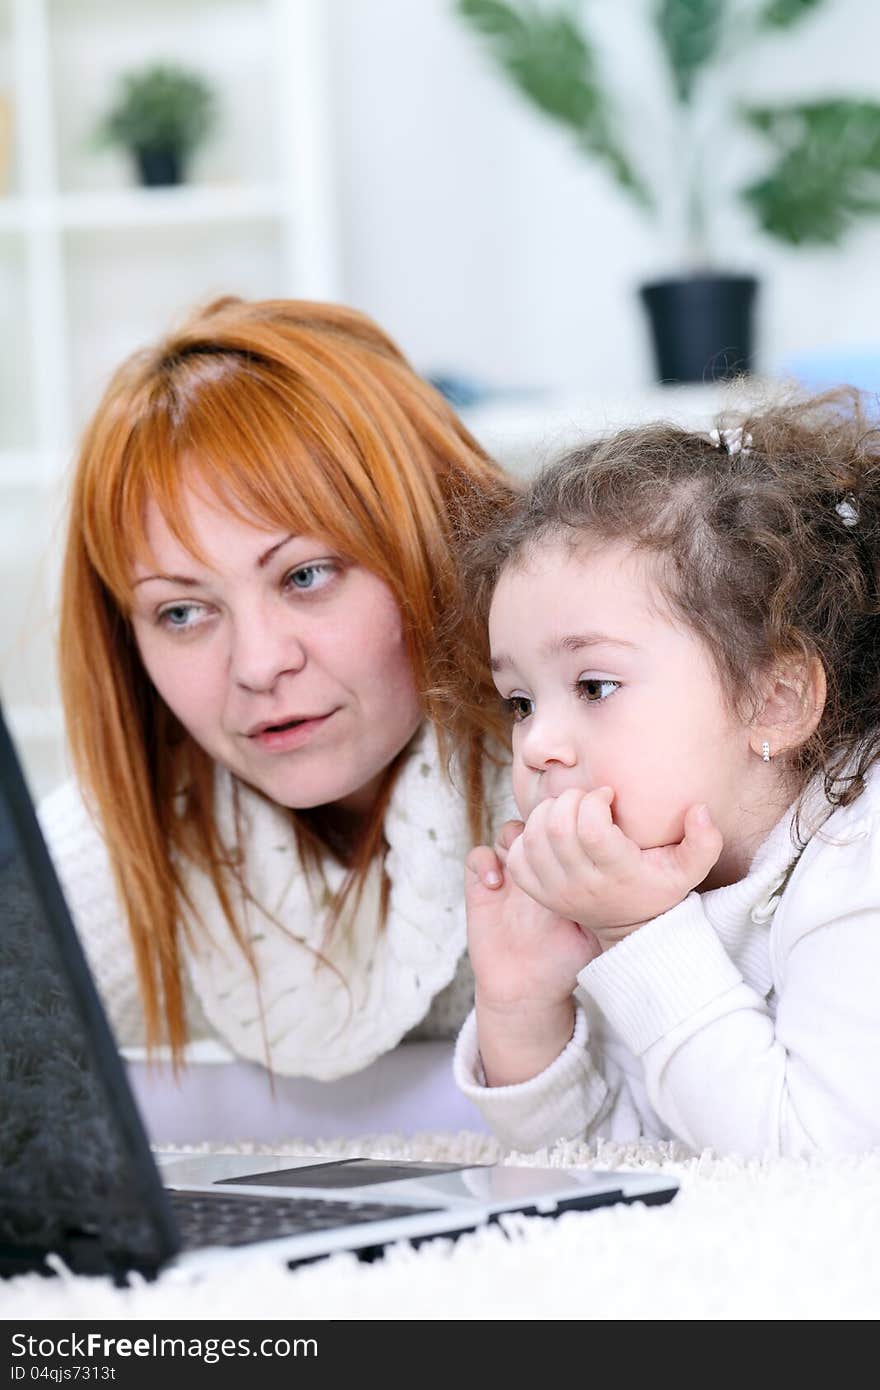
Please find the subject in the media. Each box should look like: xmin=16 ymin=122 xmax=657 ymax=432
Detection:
xmin=2 ymin=0 xmax=879 ymax=798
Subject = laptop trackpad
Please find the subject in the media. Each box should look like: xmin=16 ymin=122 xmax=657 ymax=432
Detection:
xmin=215 ymin=1159 xmax=471 ymax=1189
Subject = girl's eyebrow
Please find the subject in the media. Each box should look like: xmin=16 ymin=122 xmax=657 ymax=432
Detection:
xmin=490 ymin=632 xmax=639 ymax=673
xmin=132 ymin=534 xmax=296 ymax=588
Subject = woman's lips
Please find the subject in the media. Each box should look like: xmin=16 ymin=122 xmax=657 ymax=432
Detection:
xmin=249 ymin=711 xmax=335 ymax=753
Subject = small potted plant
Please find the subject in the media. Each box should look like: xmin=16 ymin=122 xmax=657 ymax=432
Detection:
xmin=95 ymin=63 xmax=216 ymax=188
xmin=455 ymin=0 xmax=880 ymax=383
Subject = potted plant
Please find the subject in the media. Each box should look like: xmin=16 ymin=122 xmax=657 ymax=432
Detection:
xmin=455 ymin=0 xmax=880 ymax=382
xmin=95 ymin=63 xmax=216 ymax=188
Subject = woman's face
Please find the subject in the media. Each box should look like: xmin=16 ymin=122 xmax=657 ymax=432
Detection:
xmin=129 ymin=484 xmax=423 ymax=814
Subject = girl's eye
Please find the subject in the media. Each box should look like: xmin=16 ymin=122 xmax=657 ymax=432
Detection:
xmin=156 ymin=603 xmax=206 ymax=632
xmin=284 ymin=561 xmax=337 ymax=592
xmin=505 ymin=694 xmax=534 ymax=723
xmin=577 ymin=678 xmax=620 ymax=703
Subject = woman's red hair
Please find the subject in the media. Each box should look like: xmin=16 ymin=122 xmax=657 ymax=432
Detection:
xmin=59 ymin=296 xmax=515 ymax=1061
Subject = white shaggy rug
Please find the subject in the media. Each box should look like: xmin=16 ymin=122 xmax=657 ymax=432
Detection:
xmin=3 ymin=1133 xmax=879 ymax=1320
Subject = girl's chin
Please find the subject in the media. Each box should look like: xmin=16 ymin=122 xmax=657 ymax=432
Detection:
xmin=617 ymin=820 xmax=687 ymax=851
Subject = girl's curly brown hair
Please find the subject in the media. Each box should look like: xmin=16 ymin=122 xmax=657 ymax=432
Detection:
xmin=462 ymin=388 xmax=880 ymax=823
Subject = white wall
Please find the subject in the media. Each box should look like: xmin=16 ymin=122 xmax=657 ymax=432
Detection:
xmin=325 ymin=0 xmax=880 ymax=391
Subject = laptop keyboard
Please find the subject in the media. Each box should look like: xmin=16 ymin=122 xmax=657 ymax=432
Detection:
xmin=167 ymin=1189 xmax=439 ymax=1249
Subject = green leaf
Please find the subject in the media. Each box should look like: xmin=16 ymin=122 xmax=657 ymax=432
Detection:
xmin=757 ymin=0 xmax=825 ymax=30
xmin=455 ymin=0 xmax=527 ymax=39
xmin=454 ymin=0 xmax=653 ymax=209
xmin=741 ymin=99 xmax=880 ymax=244
xmin=654 ymin=0 xmax=726 ymax=105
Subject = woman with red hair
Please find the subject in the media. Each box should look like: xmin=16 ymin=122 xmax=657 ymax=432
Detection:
xmin=39 ymin=295 xmax=515 ymax=1081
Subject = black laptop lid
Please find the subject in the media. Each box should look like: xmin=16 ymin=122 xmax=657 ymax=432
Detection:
xmin=0 ymin=704 xmax=179 ymax=1277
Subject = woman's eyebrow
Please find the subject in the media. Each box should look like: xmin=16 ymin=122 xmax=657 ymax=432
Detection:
xmin=132 ymin=534 xmax=297 ymax=588
xmin=256 ymin=533 xmax=296 ymax=569
xmin=132 ymin=571 xmax=199 ymax=589
xmin=490 ymin=632 xmax=639 ymax=672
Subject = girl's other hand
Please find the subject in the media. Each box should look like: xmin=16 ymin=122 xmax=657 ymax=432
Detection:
xmin=506 ymin=786 xmax=723 ymax=952
xmin=464 ymin=846 xmax=600 ymax=1086
xmin=468 ymin=817 xmax=525 ymax=887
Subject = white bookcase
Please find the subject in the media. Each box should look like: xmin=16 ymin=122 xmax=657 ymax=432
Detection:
xmin=0 ymin=0 xmax=341 ymax=797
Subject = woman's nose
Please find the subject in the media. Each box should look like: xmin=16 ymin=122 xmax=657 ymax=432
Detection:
xmin=230 ymin=607 xmax=306 ymax=693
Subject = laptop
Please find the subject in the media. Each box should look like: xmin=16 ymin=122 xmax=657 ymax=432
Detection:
xmin=0 ymin=703 xmax=677 ymax=1281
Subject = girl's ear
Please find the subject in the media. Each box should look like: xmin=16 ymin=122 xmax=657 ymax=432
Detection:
xmin=750 ymin=655 xmax=827 ymax=760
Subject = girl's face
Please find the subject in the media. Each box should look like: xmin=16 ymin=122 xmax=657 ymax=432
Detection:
xmin=129 ymin=484 xmax=422 ymax=814
xmin=489 ymin=539 xmax=782 ymax=886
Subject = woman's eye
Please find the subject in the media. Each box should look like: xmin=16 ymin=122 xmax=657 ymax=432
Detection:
xmin=156 ymin=603 xmax=205 ymax=632
xmin=577 ymin=678 xmax=620 ymax=703
xmin=284 ymin=562 xmax=337 ymax=592
xmin=505 ymin=695 xmax=534 ymax=723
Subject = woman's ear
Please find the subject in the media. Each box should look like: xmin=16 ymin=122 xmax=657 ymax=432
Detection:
xmin=750 ymin=655 xmax=826 ymax=761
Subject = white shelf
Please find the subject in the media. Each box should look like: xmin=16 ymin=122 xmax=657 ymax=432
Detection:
xmin=0 ymin=0 xmax=341 ymax=799
xmin=0 ymin=184 xmax=287 ymax=232
xmin=62 ymin=182 xmax=286 ymax=230
xmin=0 ymin=0 xmax=340 ymax=467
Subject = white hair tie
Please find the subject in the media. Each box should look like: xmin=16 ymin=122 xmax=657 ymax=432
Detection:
xmin=707 ymin=426 xmax=753 ymax=457
xmin=835 ymin=495 xmax=859 ymax=528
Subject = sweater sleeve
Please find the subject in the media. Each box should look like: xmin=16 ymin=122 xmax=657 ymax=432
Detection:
xmin=578 ymin=811 xmax=880 ymax=1157
xmin=453 ymin=1000 xmax=668 ymax=1151
xmin=451 ymin=747 xmax=671 ymax=1151
xmin=37 ymin=780 xmax=147 ymax=1047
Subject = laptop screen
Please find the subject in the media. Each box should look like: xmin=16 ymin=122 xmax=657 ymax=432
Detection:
xmin=0 ymin=707 xmax=178 ymax=1276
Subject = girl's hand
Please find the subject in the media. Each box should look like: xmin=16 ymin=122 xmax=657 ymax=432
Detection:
xmin=465 ymin=846 xmax=601 ymax=1086
xmin=468 ymin=817 xmax=525 ymax=887
xmin=505 ymin=786 xmax=723 ymax=953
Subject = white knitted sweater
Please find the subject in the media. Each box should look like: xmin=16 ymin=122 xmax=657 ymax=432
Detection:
xmin=38 ymin=724 xmax=516 ymax=1080
xmin=455 ymin=762 xmax=880 ymax=1158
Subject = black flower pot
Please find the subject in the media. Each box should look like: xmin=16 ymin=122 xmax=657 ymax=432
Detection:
xmin=640 ymin=274 xmax=759 ymax=384
xmin=133 ymin=146 xmax=184 ymax=187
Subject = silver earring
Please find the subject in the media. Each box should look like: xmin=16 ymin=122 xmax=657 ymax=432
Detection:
xmin=761 ymin=740 xmax=771 ymax=763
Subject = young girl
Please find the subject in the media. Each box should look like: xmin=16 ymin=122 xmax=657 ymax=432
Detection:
xmin=454 ymin=391 xmax=880 ymax=1157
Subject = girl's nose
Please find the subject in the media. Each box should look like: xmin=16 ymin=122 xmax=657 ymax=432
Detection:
xmin=230 ymin=609 xmax=307 ymax=693
xmin=519 ymin=711 xmax=578 ymax=772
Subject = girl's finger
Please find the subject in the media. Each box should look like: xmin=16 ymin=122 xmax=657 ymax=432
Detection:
xmin=667 ymin=802 xmax=724 ymax=886
xmin=466 ymin=843 xmax=504 ymax=889
xmin=514 ymin=793 xmax=590 ymax=902
xmin=505 ymin=834 xmax=556 ymax=907
xmin=534 ymin=789 xmax=592 ymax=875
xmin=575 ymin=787 xmax=637 ymax=871
xmin=493 ymin=818 xmax=525 ymax=864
